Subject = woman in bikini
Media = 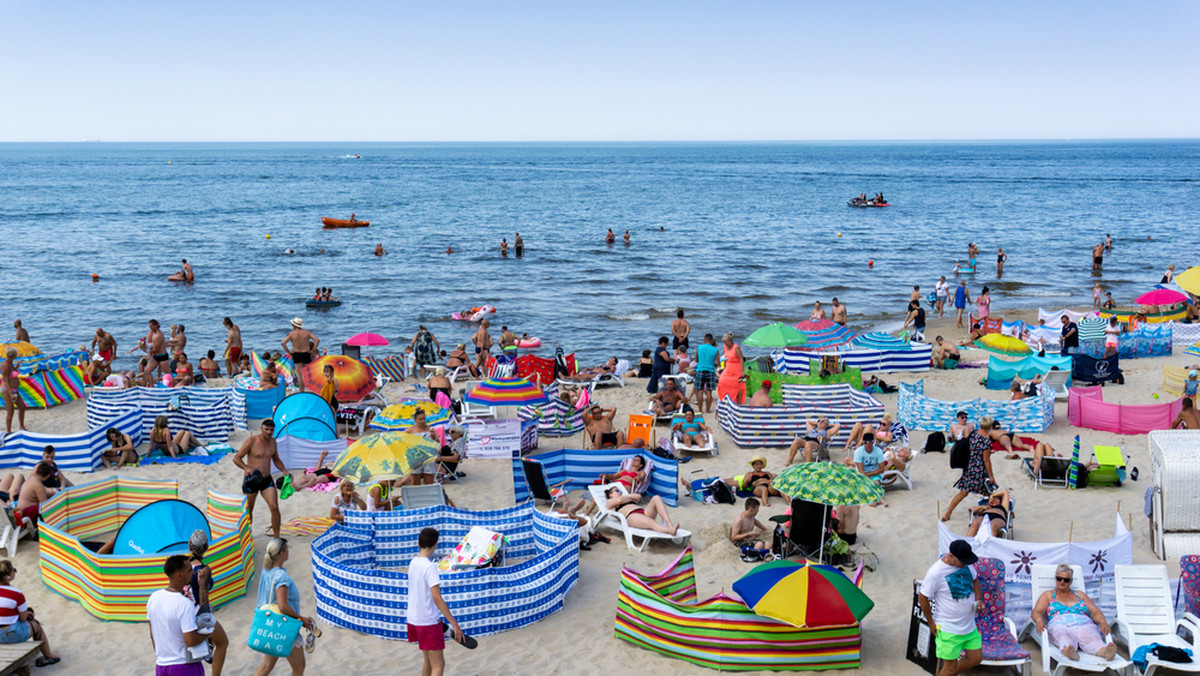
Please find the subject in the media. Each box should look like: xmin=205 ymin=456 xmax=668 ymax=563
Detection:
xmin=737 ymin=455 xmax=783 ymax=507
xmin=2 ymin=347 xmax=26 ymax=435
xmin=102 ymin=428 xmax=138 ymax=469
xmin=981 ymin=416 xmax=1034 ymax=454
xmin=149 ymin=415 xmax=199 ymax=458
xmin=603 ymin=486 xmax=678 ymax=536
xmin=967 ymin=488 xmax=1011 ymax=537
xmin=600 ymin=456 xmax=647 ymax=492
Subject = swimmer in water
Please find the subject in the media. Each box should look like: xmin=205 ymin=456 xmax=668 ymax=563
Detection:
xmin=374 ymin=243 xmax=388 ymax=257
xmin=445 ymin=246 xmax=454 ymax=254
xmin=623 ymin=229 xmax=630 ymax=246
xmin=606 ymin=228 xmax=615 ymax=244
xmin=500 ymin=238 xmax=509 ymax=257
xmin=285 ymin=248 xmax=295 ymax=255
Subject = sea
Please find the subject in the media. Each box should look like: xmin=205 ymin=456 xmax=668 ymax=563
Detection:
xmin=2 ymin=140 xmax=1198 ymax=367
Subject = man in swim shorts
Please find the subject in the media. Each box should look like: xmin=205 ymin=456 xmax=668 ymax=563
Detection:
xmin=232 ymin=419 xmax=286 ymax=538
xmin=1092 ymin=243 xmax=1103 ymax=270
xmin=223 ymin=317 xmax=242 ymax=376
xmin=691 ymin=334 xmax=719 ymax=414
xmin=585 ymin=405 xmax=624 ymax=449
xmin=141 ymin=319 xmax=169 ymax=380
xmin=16 ymin=462 xmax=56 ymax=532
xmin=281 ymin=318 xmax=319 ymax=385
xmin=671 ymin=310 xmax=690 ymax=351
xmin=514 ymin=232 xmax=524 ymax=257
xmin=831 ymin=298 xmax=848 ymax=326
xmin=91 ymin=327 xmax=117 ymax=363
xmin=13 ymin=320 xmax=29 ymax=344
xmin=472 ymin=319 xmax=493 ymax=371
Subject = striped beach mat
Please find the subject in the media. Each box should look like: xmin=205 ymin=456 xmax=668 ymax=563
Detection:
xmin=363 ymin=355 xmax=406 ymax=382
xmin=281 ymin=516 xmax=336 ymax=536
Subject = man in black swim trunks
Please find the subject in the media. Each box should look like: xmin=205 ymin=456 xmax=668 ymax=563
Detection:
xmin=514 ymin=232 xmax=524 ymax=257
xmin=281 ymin=317 xmax=319 ymax=387
xmin=139 ymin=319 xmax=169 ymax=380
xmin=585 ymin=405 xmax=624 ymax=449
xmin=232 ymin=419 xmax=287 ymax=538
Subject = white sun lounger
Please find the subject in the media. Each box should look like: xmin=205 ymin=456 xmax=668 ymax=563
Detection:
xmin=1112 ymin=564 xmax=1200 ymax=676
xmin=1019 ymin=564 xmax=1131 ymax=676
xmin=586 ymin=483 xmax=690 ymax=552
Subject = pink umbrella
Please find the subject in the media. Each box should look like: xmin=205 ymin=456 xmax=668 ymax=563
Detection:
xmin=345 ymin=332 xmax=389 ymax=357
xmin=1134 ymin=289 xmax=1187 ymax=306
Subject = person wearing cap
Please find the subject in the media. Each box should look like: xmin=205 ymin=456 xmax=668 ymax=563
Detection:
xmin=1184 ymin=369 xmax=1199 ymax=404
xmin=85 ymin=352 xmax=112 ymax=385
xmin=281 ymin=318 xmax=319 ymax=387
xmin=918 ymin=540 xmax=983 ymax=676
xmin=749 ymin=380 xmax=774 ymax=408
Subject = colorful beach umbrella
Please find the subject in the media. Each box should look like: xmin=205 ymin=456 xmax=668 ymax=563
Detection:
xmin=744 ymin=322 xmax=809 ymax=348
xmin=1077 ymin=315 xmax=1109 ymax=342
xmin=792 ymin=319 xmax=856 ymax=351
xmin=368 ymin=399 xmax=454 ymax=432
xmin=770 ymin=462 xmax=884 ymax=507
xmin=464 ymin=376 xmax=548 ymax=407
xmin=849 ymin=332 xmax=910 ymax=351
xmin=1185 ymin=342 xmax=1200 ymax=358
xmin=345 ymin=332 xmax=390 ymax=347
xmin=732 ymin=560 xmax=875 ymax=629
xmin=1175 ymin=266 xmax=1200 ymax=297
xmin=332 ymin=432 xmax=438 ymax=485
xmin=251 ymin=352 xmax=297 ymax=387
xmin=1 ymin=341 xmax=42 ymax=358
xmin=301 ymin=354 xmax=376 ymax=402
xmin=1135 ymin=289 xmax=1187 ymax=306
xmin=973 ymin=333 xmax=1033 ymax=358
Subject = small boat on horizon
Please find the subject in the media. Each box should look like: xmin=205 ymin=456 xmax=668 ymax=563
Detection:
xmin=321 ymin=217 xmax=369 ymax=229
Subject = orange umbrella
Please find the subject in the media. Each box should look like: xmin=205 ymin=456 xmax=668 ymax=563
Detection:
xmin=1 ymin=341 xmax=41 ymax=358
xmin=301 ymin=355 xmax=375 ymax=401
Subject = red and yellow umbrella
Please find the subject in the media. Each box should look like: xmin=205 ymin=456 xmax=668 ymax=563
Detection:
xmin=973 ymin=333 xmax=1032 ymax=358
xmin=301 ymin=355 xmax=375 ymax=402
xmin=732 ymin=560 xmax=875 ymax=629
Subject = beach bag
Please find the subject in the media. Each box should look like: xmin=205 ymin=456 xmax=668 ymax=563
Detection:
xmin=949 ymin=438 xmax=970 ymax=470
xmin=924 ymin=431 xmax=947 ymax=454
xmin=248 ymin=606 xmax=302 ymax=657
xmin=708 ymin=480 xmax=736 ymax=505
xmin=1152 ymin=645 xmax=1193 ymax=663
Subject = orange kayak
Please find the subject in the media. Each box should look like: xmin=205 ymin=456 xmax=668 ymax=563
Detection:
xmin=321 ymin=217 xmax=370 ymax=229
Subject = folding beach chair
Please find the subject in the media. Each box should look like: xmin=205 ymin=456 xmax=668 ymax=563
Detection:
xmin=400 ymin=484 xmax=447 ymax=510
xmin=1023 ymin=456 xmax=1071 ymax=489
xmin=626 ymin=413 xmax=656 ymax=448
xmin=972 ymin=558 xmax=1031 ymax=676
xmin=666 ymin=414 xmax=717 ymax=456
xmin=1088 ymin=445 xmax=1126 ymax=487
xmin=966 ymin=496 xmax=1016 ymax=540
xmin=1018 ymin=564 xmax=1130 ymax=676
xmin=520 ymin=458 xmax=570 ymax=512
xmin=774 ymin=499 xmax=833 ymax=563
xmin=0 ymin=508 xmax=33 ymax=558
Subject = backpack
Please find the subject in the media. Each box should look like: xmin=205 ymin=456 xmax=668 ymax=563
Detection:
xmin=924 ymin=431 xmax=947 ymax=454
xmin=949 ymin=437 xmax=971 ymax=470
xmin=707 ymin=479 xmax=737 ymax=505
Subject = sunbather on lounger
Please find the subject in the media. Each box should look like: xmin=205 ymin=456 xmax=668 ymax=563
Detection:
xmin=564 ymin=357 xmax=618 ymax=381
xmin=650 ymin=379 xmax=686 ymax=415
xmin=787 ymin=416 xmax=840 ymax=464
xmin=599 ymin=455 xmax=647 ymax=493
xmin=603 ymin=486 xmax=679 ymax=536
xmin=843 ymin=414 xmax=895 ymax=452
xmin=1009 ymin=374 xmax=1043 ymax=401
xmin=949 ymin=411 xmax=976 ymax=441
xmin=967 ymin=488 xmax=1010 ymax=537
xmin=981 ymin=416 xmax=1034 ymax=453
xmin=585 ymin=405 xmax=624 ymax=448
xmin=671 ymin=409 xmax=710 ymax=449
xmin=1031 ymin=564 xmax=1118 ymax=661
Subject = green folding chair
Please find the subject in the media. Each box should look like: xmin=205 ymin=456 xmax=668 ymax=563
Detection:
xmin=1088 ymin=445 xmax=1126 ymax=486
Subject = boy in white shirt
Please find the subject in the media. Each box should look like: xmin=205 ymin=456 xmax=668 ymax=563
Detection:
xmin=147 ymin=554 xmax=208 ymax=676
xmin=406 ymin=527 xmax=466 ymax=676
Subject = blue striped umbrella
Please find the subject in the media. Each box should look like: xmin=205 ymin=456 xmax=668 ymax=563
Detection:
xmin=793 ymin=319 xmax=856 ymax=351
xmin=849 ymin=332 xmax=910 ymax=351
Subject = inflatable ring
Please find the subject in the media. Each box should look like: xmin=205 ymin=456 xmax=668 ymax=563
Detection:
xmin=517 ymin=337 xmax=542 ymax=348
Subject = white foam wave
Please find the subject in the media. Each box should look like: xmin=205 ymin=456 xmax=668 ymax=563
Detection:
xmin=607 ymin=312 xmax=650 ymax=321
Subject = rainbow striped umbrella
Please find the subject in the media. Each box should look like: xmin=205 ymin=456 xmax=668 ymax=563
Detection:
xmin=464 ymin=376 xmax=548 ymax=407
xmin=793 ymin=319 xmax=856 ymax=351
xmin=733 ymin=560 xmax=875 ymax=629
xmin=369 ymin=399 xmax=454 ymax=432
xmin=973 ymin=333 xmax=1033 ymax=358
xmin=302 ymin=355 xmax=376 ymax=402
xmin=251 ymin=352 xmax=297 ymax=387
xmin=332 ymin=432 xmax=438 ymax=485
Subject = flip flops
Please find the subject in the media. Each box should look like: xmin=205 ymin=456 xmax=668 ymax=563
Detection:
xmin=444 ymin=624 xmax=478 ymax=649
xmin=304 ymin=624 xmax=322 ymax=653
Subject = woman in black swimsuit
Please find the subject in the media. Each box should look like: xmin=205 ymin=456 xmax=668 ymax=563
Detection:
xmin=981 ymin=416 xmax=1033 ymax=454
xmin=737 ymin=456 xmax=783 ymax=508
xmin=967 ymin=488 xmax=1010 ymax=537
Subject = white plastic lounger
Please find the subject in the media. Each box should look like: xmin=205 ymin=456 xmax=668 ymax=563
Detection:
xmin=459 ymin=391 xmax=497 ymax=420
xmin=1019 ymin=564 xmax=1131 ymax=676
xmin=587 ymin=483 xmax=690 ymax=552
xmin=880 ymin=448 xmax=913 ymax=491
xmin=0 ymin=509 xmax=33 ymax=558
xmin=667 ymin=415 xmax=718 ymax=456
xmin=1113 ymin=564 xmax=1200 ymax=676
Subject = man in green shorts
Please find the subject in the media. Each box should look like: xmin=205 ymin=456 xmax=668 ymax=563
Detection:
xmin=918 ymin=540 xmax=983 ymax=676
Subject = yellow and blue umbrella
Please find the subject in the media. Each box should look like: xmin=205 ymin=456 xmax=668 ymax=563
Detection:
xmin=1175 ymin=266 xmax=1200 ymax=297
xmin=1 ymin=341 xmax=41 ymax=358
xmin=332 ymin=432 xmax=437 ymax=485
xmin=973 ymin=333 xmax=1032 ymax=358
xmin=369 ymin=399 xmax=454 ymax=432
xmin=732 ymin=560 xmax=874 ymax=628
xmin=464 ymin=376 xmax=548 ymax=407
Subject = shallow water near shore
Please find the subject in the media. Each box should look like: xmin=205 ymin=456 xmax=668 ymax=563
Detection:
xmin=3 ymin=140 xmax=1197 ymax=364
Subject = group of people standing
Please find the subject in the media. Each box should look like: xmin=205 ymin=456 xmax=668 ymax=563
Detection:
xmin=645 ymin=310 xmax=748 ymax=413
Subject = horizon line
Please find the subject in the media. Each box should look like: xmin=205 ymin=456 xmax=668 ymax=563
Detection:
xmin=2 ymin=136 xmax=1198 ymax=145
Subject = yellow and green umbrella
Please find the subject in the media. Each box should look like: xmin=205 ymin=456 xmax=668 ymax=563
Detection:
xmin=732 ymin=559 xmax=875 ymax=628
xmin=332 ymin=432 xmax=437 ymax=485
xmin=973 ymin=333 xmax=1032 ymax=358
xmin=369 ymin=399 xmax=454 ymax=432
xmin=770 ymin=462 xmax=884 ymax=507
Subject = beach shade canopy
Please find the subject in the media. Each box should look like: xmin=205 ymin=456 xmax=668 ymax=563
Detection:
xmin=301 ymin=355 xmax=375 ymax=402
xmin=1175 ymin=266 xmax=1200 ymax=297
xmin=368 ymin=399 xmax=454 ymax=432
xmin=332 ymin=432 xmax=438 ymax=485
xmin=973 ymin=333 xmax=1033 ymax=358
xmin=464 ymin=376 xmax=548 ymax=407
xmin=1135 ymin=289 xmax=1187 ymax=306
xmin=272 ymin=392 xmax=338 ymax=441
xmin=1 ymin=341 xmax=42 ymax=358
xmin=113 ymin=499 xmax=210 ymax=556
xmin=732 ymin=560 xmax=875 ymax=629
xmin=770 ymin=462 xmax=884 ymax=507
xmin=345 ymin=332 xmax=390 ymax=347
xmin=792 ymin=319 xmax=856 ymax=351
xmin=849 ymin=332 xmax=909 ymax=351
xmin=744 ymin=322 xmax=809 ymax=348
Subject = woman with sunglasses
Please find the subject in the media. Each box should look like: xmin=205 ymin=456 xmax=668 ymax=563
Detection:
xmin=1031 ymin=563 xmax=1118 ymax=661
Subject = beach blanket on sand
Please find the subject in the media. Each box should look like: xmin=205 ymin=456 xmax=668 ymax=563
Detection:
xmin=140 ymin=443 xmax=235 ymax=466
xmin=281 ymin=516 xmax=335 ymax=537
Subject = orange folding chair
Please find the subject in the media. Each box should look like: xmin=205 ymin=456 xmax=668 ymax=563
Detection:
xmin=626 ymin=413 xmax=656 ymax=448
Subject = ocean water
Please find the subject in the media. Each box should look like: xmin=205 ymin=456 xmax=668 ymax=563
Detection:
xmin=2 ymin=141 xmax=1197 ymax=366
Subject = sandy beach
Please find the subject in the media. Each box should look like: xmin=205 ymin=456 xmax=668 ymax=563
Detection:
xmin=5 ymin=307 xmax=1192 ymax=676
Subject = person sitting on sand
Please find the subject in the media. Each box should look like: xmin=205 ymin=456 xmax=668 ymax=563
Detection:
xmin=967 ymin=488 xmax=1011 ymax=537
xmin=259 ymin=361 xmax=279 ymax=390
xmin=1031 ymin=564 xmax=1119 ymax=662
xmin=1173 ymin=397 xmax=1200 ymax=430
xmin=367 ymin=479 xmax=400 ymax=511
xmin=15 ymin=463 xmax=56 ymax=533
xmin=933 ymin=336 xmax=961 ymax=369
xmin=198 ymin=350 xmax=220 ymax=380
xmin=149 ymin=415 xmax=200 ymax=458
xmin=85 ymin=354 xmax=112 ymax=385
xmin=949 ymin=410 xmax=976 ymax=441
xmin=749 ymin=380 xmax=774 ymax=408
xmin=585 ymin=405 xmax=624 ymax=449
xmin=671 ymin=407 xmax=711 ymax=449
xmin=102 ymin=428 xmax=138 ymax=469
xmin=599 ymin=455 xmax=648 ymax=493
xmin=958 ymin=322 xmax=984 ymax=347
xmin=787 ymin=416 xmax=841 ymax=464
xmin=173 ymin=352 xmax=194 ymax=387
xmin=650 ymin=378 xmax=686 ymax=416
xmin=728 ymin=455 xmax=783 ymax=507
xmin=1101 ymin=292 xmax=1116 ymax=310
xmin=603 ymin=486 xmax=679 ymax=536
xmin=731 ymin=497 xmax=769 ymax=559
xmin=329 ymin=481 xmax=366 ymax=523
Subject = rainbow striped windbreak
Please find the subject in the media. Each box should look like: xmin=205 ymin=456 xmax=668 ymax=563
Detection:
xmin=615 ymin=548 xmax=862 ymax=671
xmin=17 ymin=365 xmax=85 ymax=408
xmin=38 ymin=477 xmax=254 ymax=622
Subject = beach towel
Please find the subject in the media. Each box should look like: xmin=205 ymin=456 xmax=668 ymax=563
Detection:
xmin=280 ymin=516 xmax=335 ymax=537
xmin=140 ymin=443 xmax=235 ymax=466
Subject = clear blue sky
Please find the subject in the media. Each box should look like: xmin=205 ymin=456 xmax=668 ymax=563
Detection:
xmin=2 ymin=1 xmax=1196 ymax=141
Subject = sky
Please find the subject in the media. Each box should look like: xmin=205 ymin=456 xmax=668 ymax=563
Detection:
xmin=1 ymin=1 xmax=1197 ymax=142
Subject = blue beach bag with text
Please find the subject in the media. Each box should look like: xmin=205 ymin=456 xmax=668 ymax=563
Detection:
xmin=248 ymin=606 xmax=302 ymax=657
